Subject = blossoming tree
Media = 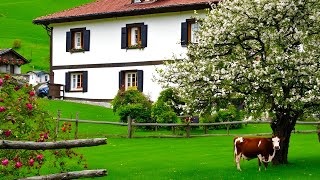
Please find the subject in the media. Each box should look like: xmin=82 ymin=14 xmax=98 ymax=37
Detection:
xmin=157 ymin=0 xmax=320 ymax=164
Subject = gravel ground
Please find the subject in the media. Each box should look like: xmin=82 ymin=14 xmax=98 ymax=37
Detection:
xmin=64 ymin=100 xmax=112 ymax=108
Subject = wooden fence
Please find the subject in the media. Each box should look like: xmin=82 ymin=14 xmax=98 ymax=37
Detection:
xmin=56 ymin=112 xmax=320 ymax=139
xmin=0 ymin=138 xmax=108 ymax=179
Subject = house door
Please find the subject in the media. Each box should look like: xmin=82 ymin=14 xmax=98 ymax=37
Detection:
xmin=10 ymin=65 xmax=14 ymax=74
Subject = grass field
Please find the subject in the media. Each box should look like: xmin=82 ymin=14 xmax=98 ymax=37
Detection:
xmin=29 ymin=99 xmax=320 ymax=179
xmin=80 ymin=134 xmax=320 ymax=180
xmin=39 ymin=99 xmax=318 ymax=138
xmin=0 ymin=0 xmax=93 ymax=72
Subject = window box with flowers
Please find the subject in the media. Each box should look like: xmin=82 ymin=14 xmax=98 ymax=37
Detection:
xmin=0 ymin=57 xmax=25 ymax=66
xmin=69 ymin=48 xmax=85 ymax=53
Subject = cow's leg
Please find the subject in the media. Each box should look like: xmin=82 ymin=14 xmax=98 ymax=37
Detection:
xmin=257 ymin=154 xmax=263 ymax=171
xmin=263 ymin=162 xmax=268 ymax=170
xmin=235 ymin=153 xmax=242 ymax=171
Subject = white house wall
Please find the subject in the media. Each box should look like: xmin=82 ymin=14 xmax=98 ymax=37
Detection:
xmin=54 ymin=65 xmax=163 ymax=101
xmin=51 ymin=10 xmax=206 ymax=101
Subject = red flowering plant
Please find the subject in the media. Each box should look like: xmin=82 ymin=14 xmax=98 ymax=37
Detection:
xmin=0 ymin=57 xmax=24 ymax=66
xmin=0 ymin=74 xmax=86 ymax=179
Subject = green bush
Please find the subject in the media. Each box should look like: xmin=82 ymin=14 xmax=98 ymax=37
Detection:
xmin=200 ymin=105 xmax=244 ymax=130
xmin=111 ymin=89 xmax=152 ymax=123
xmin=151 ymin=100 xmax=179 ymax=124
xmin=157 ymin=88 xmax=184 ymax=115
xmin=12 ymin=39 xmax=22 ymax=49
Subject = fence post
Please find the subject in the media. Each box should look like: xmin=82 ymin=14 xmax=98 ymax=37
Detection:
xmin=204 ymin=125 xmax=208 ymax=134
xmin=172 ymin=126 xmax=176 ymax=135
xmin=128 ymin=116 xmax=133 ymax=138
xmin=75 ymin=112 xmax=79 ymax=139
xmin=186 ymin=124 xmax=190 ymax=138
xmin=226 ymin=124 xmax=230 ymax=135
xmin=55 ymin=110 xmax=61 ymax=141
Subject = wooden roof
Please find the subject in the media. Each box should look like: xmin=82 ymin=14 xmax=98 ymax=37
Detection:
xmin=0 ymin=48 xmax=29 ymax=63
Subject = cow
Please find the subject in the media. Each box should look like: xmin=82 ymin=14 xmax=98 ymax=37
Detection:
xmin=233 ymin=136 xmax=282 ymax=171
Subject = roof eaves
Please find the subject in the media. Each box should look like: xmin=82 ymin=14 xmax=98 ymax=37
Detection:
xmin=33 ymin=2 xmax=212 ymax=25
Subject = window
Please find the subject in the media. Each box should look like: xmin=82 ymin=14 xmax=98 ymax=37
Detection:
xmin=65 ymin=71 xmax=88 ymax=92
xmin=181 ymin=19 xmax=200 ymax=46
xmin=119 ymin=70 xmax=143 ymax=92
xmin=74 ymin=32 xmax=82 ymax=49
xmin=121 ymin=23 xmax=148 ymax=49
xmin=129 ymin=27 xmax=141 ymax=46
xmin=71 ymin=73 xmax=83 ymax=90
xmin=126 ymin=72 xmax=137 ymax=89
xmin=66 ymin=28 xmax=90 ymax=52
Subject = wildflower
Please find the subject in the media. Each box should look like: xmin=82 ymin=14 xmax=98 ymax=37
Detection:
xmin=36 ymin=154 xmax=44 ymax=161
xmin=29 ymin=158 xmax=35 ymax=166
xmin=26 ymin=103 xmax=33 ymax=110
xmin=15 ymin=162 xmax=22 ymax=168
xmin=1 ymin=159 xmax=9 ymax=166
xmin=4 ymin=130 xmax=11 ymax=137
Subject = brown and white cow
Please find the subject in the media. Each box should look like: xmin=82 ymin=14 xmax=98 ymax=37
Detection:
xmin=233 ymin=136 xmax=282 ymax=171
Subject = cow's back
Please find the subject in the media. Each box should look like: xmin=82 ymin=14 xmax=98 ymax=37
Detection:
xmin=234 ymin=137 xmax=264 ymax=160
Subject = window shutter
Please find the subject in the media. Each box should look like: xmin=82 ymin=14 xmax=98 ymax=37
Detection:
xmin=121 ymin=27 xmax=127 ymax=49
xmin=141 ymin=25 xmax=148 ymax=48
xmin=65 ymin=72 xmax=70 ymax=92
xmin=137 ymin=70 xmax=143 ymax=92
xmin=83 ymin=30 xmax=90 ymax=51
xmin=82 ymin=71 xmax=88 ymax=92
xmin=66 ymin=31 xmax=71 ymax=52
xmin=181 ymin=22 xmax=188 ymax=47
xmin=119 ymin=71 xmax=123 ymax=90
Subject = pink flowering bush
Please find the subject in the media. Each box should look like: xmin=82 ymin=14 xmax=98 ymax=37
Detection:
xmin=0 ymin=74 xmax=86 ymax=179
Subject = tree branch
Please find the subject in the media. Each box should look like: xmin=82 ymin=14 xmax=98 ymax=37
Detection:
xmin=0 ymin=138 xmax=107 ymax=150
xmin=19 ymin=169 xmax=107 ymax=180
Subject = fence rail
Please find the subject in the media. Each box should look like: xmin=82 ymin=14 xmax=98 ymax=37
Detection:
xmin=57 ymin=116 xmax=320 ymax=138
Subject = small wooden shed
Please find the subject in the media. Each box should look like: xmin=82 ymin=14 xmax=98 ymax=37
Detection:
xmin=0 ymin=48 xmax=28 ymax=74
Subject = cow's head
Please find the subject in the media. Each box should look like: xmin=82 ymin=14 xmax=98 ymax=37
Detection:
xmin=271 ymin=136 xmax=282 ymax=150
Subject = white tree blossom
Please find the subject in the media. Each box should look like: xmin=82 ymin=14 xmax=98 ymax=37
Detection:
xmin=156 ymin=0 xmax=320 ymax=164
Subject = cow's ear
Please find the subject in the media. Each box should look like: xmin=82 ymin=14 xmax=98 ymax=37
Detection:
xmin=280 ymin=137 xmax=286 ymax=141
xmin=266 ymin=138 xmax=272 ymax=142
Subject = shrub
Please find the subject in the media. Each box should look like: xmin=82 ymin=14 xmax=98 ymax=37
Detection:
xmin=12 ymin=39 xmax=22 ymax=49
xmin=200 ymin=105 xmax=244 ymax=130
xmin=0 ymin=74 xmax=86 ymax=179
xmin=111 ymin=89 xmax=152 ymax=123
xmin=157 ymin=88 xmax=184 ymax=115
xmin=151 ymin=100 xmax=179 ymax=124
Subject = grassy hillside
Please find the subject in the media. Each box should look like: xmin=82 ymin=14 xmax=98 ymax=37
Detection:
xmin=0 ymin=0 xmax=94 ymax=73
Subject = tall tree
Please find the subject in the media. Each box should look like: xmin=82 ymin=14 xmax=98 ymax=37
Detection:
xmin=157 ymin=0 xmax=320 ymax=164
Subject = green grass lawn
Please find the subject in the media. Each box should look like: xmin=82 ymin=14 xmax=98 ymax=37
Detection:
xmin=0 ymin=0 xmax=94 ymax=72
xmin=26 ymin=99 xmax=320 ymax=179
xmin=79 ymin=134 xmax=320 ymax=180
xmin=39 ymin=99 xmax=318 ymax=138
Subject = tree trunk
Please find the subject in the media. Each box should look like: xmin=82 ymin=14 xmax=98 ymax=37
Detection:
xmin=270 ymin=112 xmax=297 ymax=165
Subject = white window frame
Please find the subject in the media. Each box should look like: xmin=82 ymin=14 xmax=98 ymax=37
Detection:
xmin=125 ymin=72 xmax=137 ymax=90
xmin=74 ymin=32 xmax=82 ymax=49
xmin=71 ymin=73 xmax=83 ymax=91
xmin=130 ymin=27 xmax=140 ymax=46
xmin=190 ymin=23 xmax=199 ymax=44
